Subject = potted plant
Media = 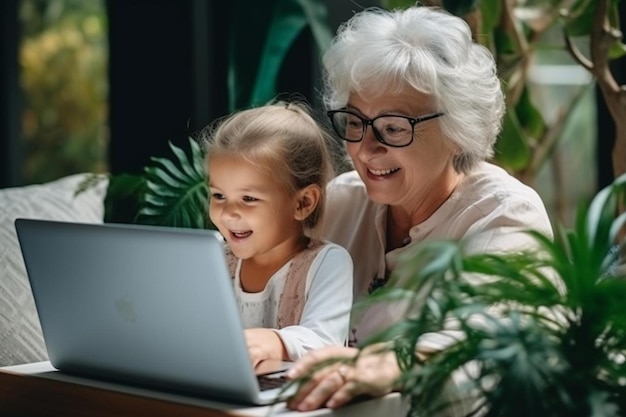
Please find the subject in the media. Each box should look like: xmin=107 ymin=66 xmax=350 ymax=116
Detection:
xmin=359 ymin=173 xmax=626 ymax=416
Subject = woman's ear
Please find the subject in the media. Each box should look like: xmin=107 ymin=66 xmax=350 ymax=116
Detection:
xmin=293 ymin=185 xmax=321 ymax=221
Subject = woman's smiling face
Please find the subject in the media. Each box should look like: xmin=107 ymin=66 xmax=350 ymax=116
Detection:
xmin=344 ymin=88 xmax=460 ymax=216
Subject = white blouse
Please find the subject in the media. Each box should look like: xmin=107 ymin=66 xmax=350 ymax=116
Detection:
xmin=321 ymin=162 xmax=554 ymax=345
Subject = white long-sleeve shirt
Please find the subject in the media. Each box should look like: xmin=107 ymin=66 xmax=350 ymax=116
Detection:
xmin=234 ymin=242 xmax=353 ymax=360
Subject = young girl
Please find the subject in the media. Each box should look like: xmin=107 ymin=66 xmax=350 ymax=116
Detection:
xmin=202 ymin=101 xmax=353 ymax=367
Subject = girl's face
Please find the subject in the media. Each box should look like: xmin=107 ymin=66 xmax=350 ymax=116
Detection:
xmin=344 ymin=88 xmax=460 ymax=219
xmin=208 ymin=156 xmax=303 ymax=264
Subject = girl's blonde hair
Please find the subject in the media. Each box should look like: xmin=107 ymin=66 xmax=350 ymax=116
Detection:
xmin=202 ymin=101 xmax=335 ymax=238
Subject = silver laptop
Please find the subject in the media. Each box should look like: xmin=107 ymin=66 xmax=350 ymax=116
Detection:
xmin=14 ymin=218 xmax=295 ymax=405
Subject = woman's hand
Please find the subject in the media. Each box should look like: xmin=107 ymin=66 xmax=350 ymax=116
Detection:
xmin=244 ymin=328 xmax=287 ymax=367
xmin=286 ymin=344 xmax=402 ymax=411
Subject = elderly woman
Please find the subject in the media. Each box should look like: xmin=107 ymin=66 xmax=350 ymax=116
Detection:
xmin=286 ymin=4 xmax=553 ymax=414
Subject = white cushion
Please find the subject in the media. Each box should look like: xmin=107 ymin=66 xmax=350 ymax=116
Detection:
xmin=0 ymin=173 xmax=107 ymax=366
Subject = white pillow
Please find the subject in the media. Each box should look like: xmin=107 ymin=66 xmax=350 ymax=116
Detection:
xmin=0 ymin=173 xmax=107 ymax=366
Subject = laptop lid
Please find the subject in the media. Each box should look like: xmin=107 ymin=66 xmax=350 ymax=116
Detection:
xmin=14 ymin=218 xmax=293 ymax=405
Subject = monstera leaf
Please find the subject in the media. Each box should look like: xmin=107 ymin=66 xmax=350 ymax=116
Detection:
xmin=105 ymin=137 xmax=210 ymax=229
xmin=138 ymin=138 xmax=210 ymax=229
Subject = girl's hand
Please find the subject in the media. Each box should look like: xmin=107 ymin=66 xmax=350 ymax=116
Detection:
xmin=244 ymin=328 xmax=288 ymax=367
xmin=286 ymin=344 xmax=401 ymax=411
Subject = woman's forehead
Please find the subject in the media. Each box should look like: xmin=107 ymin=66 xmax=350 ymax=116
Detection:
xmin=347 ymin=88 xmax=434 ymax=114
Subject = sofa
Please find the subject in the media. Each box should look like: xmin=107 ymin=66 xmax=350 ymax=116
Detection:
xmin=0 ymin=173 xmax=108 ymax=366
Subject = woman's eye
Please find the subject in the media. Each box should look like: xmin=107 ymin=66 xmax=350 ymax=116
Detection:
xmin=382 ymin=124 xmax=409 ymax=136
xmin=346 ymin=117 xmax=363 ymax=130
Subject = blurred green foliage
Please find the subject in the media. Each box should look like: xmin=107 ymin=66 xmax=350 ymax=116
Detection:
xmin=227 ymin=0 xmax=332 ymax=110
xmin=19 ymin=0 xmax=108 ymax=184
xmin=106 ymin=0 xmax=333 ymax=228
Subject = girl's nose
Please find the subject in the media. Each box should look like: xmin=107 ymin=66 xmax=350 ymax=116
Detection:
xmin=221 ymin=200 xmax=240 ymax=220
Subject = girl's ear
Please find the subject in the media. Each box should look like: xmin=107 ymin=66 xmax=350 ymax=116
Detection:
xmin=293 ymin=184 xmax=321 ymax=221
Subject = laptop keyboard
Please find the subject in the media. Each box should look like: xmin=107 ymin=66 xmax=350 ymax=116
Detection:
xmin=258 ymin=374 xmax=289 ymax=391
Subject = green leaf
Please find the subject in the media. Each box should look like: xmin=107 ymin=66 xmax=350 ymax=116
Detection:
xmin=515 ymin=86 xmax=546 ymax=141
xmin=169 ymin=140 xmax=202 ymax=179
xmin=564 ymin=0 xmax=596 ymax=36
xmin=249 ymin=0 xmax=309 ymax=106
xmin=494 ymin=27 xmax=521 ymax=56
xmin=191 ymin=137 xmax=207 ymax=176
xmin=75 ymin=173 xmax=108 ymax=197
xmin=104 ymin=173 xmax=147 ymax=224
xmin=442 ymin=0 xmax=480 ymax=17
xmin=381 ymin=0 xmax=416 ymax=9
xmin=228 ymin=0 xmax=331 ymax=110
xmin=135 ymin=137 xmax=210 ymax=229
xmin=585 ymin=173 xmax=626 ymax=253
xmin=565 ymin=0 xmax=623 ymax=39
xmin=228 ymin=0 xmax=276 ymax=110
xmin=385 ymin=0 xmax=481 ymax=16
xmin=609 ymin=42 xmax=626 ymax=60
xmin=493 ymin=110 xmax=531 ymax=171
xmin=480 ymin=0 xmax=502 ymax=34
xmin=145 ymin=165 xmax=186 ymax=189
xmin=296 ymin=0 xmax=332 ymax=53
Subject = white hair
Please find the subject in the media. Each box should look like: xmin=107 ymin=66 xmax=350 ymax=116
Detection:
xmin=322 ymin=6 xmax=505 ymax=173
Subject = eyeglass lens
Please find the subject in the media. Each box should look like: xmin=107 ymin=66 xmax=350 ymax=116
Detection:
xmin=331 ymin=112 xmax=415 ymax=147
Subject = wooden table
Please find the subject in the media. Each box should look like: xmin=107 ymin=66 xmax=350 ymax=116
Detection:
xmin=0 ymin=362 xmax=408 ymax=417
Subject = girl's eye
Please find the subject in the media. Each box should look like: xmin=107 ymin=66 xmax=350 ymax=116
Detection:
xmin=242 ymin=196 xmax=258 ymax=202
xmin=211 ymin=193 xmax=225 ymax=200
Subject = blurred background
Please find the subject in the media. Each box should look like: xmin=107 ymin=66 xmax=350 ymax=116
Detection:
xmin=0 ymin=0 xmax=624 ymax=227
xmin=2 ymin=1 xmax=382 ymax=183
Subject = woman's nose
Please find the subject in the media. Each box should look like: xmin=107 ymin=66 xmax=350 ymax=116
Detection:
xmin=354 ymin=126 xmax=386 ymax=159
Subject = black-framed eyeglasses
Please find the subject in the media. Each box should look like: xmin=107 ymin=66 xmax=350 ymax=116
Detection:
xmin=327 ymin=109 xmax=444 ymax=148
